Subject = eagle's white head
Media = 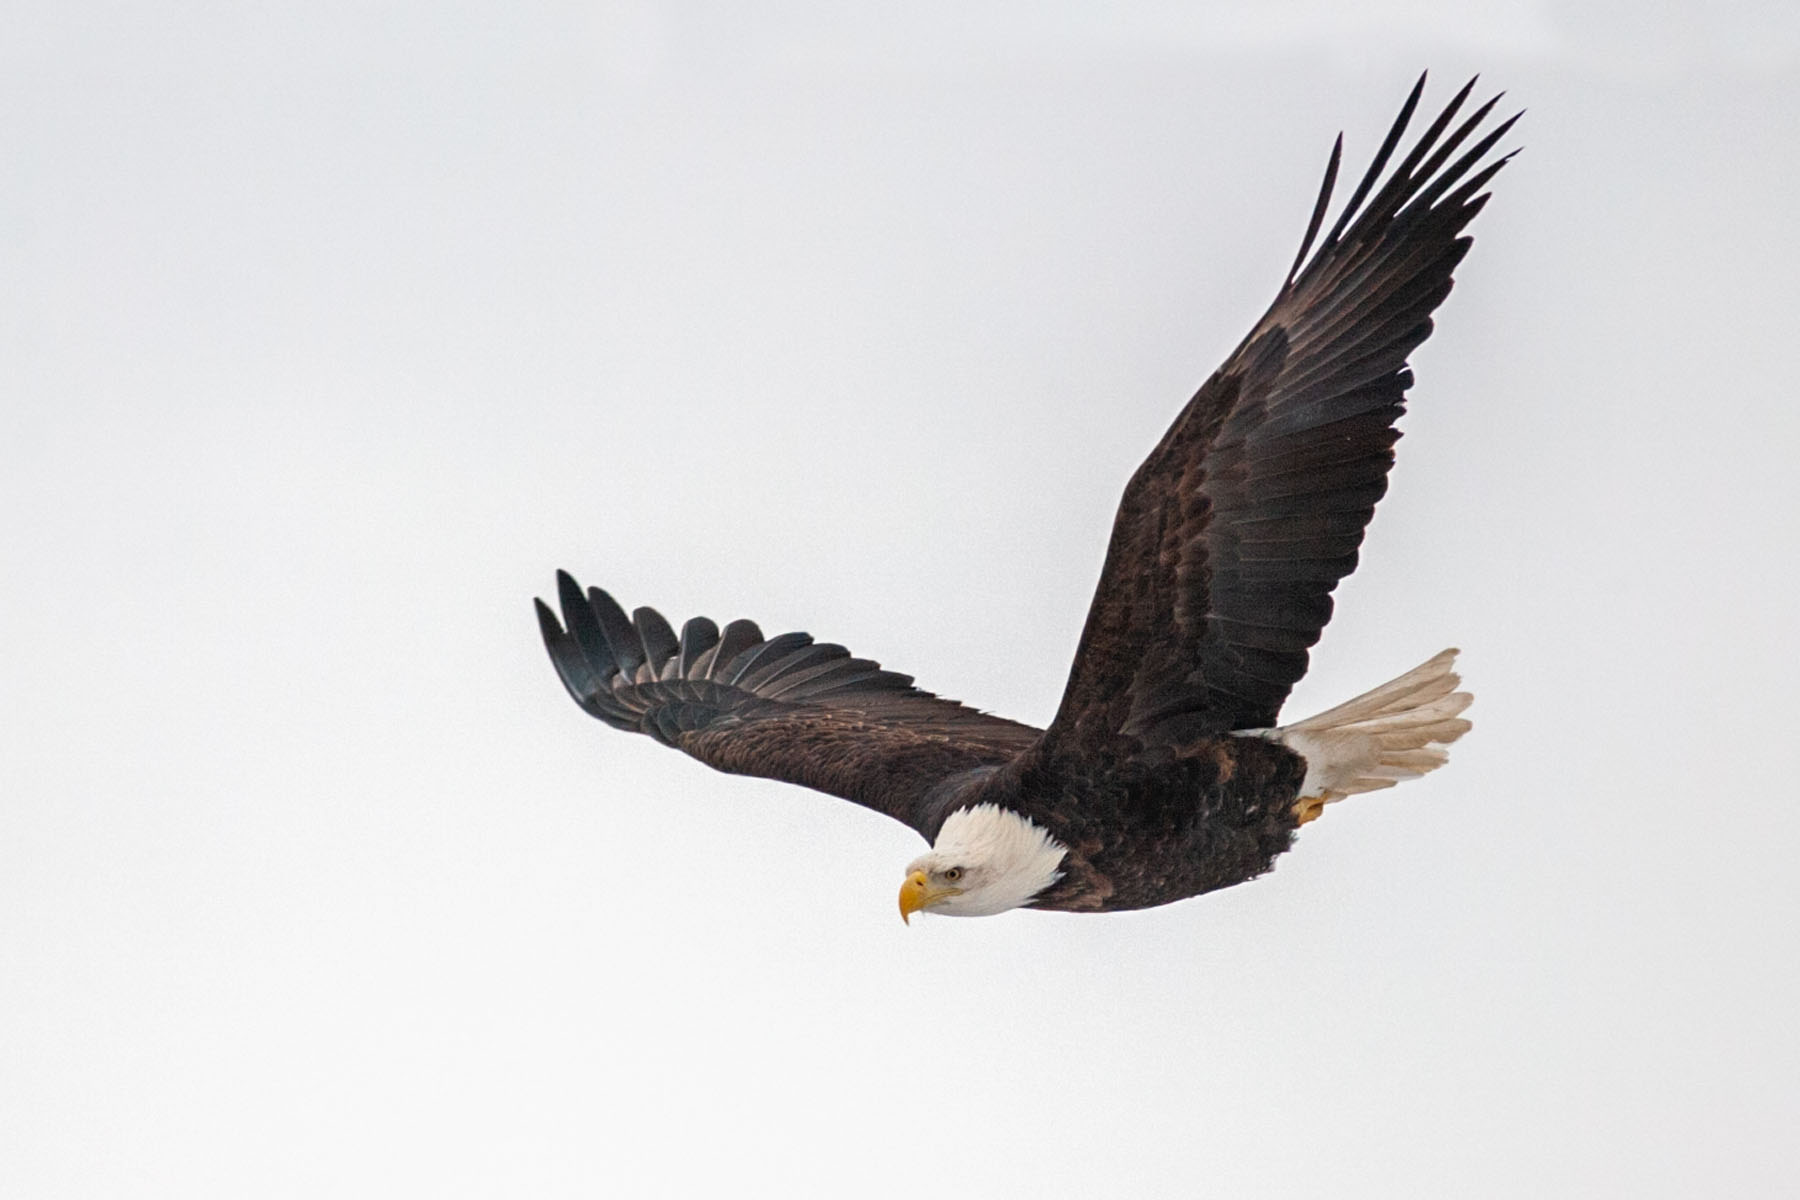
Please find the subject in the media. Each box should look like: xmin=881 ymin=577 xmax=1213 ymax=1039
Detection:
xmin=898 ymin=804 xmax=1068 ymax=922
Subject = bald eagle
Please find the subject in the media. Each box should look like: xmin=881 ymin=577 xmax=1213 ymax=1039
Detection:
xmin=536 ymin=76 xmax=1509 ymax=920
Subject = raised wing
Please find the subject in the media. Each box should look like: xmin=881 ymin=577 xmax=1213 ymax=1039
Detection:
xmin=536 ymin=571 xmax=1041 ymax=838
xmin=1048 ymin=76 xmax=1517 ymax=751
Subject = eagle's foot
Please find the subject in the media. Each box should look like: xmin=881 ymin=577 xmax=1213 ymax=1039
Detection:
xmin=1295 ymin=795 xmax=1328 ymax=825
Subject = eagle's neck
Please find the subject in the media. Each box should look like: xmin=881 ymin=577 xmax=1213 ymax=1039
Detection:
xmin=932 ymin=804 xmax=1068 ymax=914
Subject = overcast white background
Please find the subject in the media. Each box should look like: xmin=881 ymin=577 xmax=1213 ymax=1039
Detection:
xmin=5 ymin=2 xmax=1798 ymax=1196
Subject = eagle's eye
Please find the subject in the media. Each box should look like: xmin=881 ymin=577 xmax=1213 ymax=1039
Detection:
xmin=943 ymin=866 xmax=963 ymax=882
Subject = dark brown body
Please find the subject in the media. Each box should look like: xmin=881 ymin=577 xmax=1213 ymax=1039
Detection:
xmin=924 ymin=734 xmax=1310 ymax=912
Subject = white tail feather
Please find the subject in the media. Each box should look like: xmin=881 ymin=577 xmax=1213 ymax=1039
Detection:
xmin=1266 ymin=648 xmax=1472 ymax=819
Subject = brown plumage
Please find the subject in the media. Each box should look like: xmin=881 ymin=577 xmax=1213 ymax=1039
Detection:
xmin=536 ymin=76 xmax=1503 ymax=915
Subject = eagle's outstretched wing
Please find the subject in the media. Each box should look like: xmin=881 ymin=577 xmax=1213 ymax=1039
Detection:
xmin=536 ymin=571 xmax=1041 ymax=838
xmin=1045 ymin=76 xmax=1516 ymax=753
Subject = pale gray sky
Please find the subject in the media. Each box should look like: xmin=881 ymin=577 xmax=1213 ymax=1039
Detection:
xmin=5 ymin=3 xmax=1798 ymax=1197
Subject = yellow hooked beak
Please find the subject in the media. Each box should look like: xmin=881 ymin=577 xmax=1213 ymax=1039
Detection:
xmin=898 ymin=869 xmax=962 ymax=924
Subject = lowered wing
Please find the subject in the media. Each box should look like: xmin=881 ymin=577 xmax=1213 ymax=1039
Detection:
xmin=536 ymin=571 xmax=1041 ymax=839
